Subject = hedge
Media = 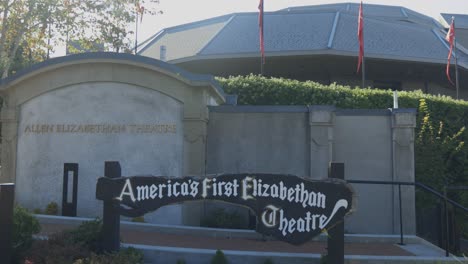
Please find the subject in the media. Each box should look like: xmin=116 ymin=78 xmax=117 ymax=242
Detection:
xmin=217 ymin=75 xmax=468 ymax=130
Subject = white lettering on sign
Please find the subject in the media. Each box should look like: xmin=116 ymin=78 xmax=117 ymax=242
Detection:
xmin=117 ymin=179 xmax=136 ymax=202
xmin=261 ymin=205 xmax=280 ymax=228
xmin=114 ymin=175 xmax=350 ymax=238
xmin=273 ymin=199 xmax=348 ymax=236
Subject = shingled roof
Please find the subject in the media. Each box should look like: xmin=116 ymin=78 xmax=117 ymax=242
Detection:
xmin=139 ymin=2 xmax=468 ymax=70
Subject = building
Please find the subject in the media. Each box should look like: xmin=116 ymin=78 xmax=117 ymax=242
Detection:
xmin=140 ymin=3 xmax=468 ymax=99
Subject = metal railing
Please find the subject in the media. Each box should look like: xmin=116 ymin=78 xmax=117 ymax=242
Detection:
xmin=347 ymin=179 xmax=468 ymax=257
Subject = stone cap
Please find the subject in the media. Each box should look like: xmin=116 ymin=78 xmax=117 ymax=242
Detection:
xmin=0 ymin=52 xmax=226 ymax=103
xmin=390 ymin=108 xmax=417 ymax=128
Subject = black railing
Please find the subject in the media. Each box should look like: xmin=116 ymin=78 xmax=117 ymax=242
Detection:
xmin=347 ymin=179 xmax=468 ymax=257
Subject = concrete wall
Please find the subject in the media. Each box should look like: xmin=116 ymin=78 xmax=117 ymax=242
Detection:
xmin=16 ymin=82 xmax=184 ymax=224
xmin=206 ymin=106 xmax=416 ymax=235
xmin=334 ymin=112 xmax=393 ymax=233
xmin=206 ymin=108 xmax=309 ymax=177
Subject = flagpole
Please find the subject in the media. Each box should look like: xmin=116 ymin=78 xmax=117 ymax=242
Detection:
xmin=357 ymin=1 xmax=365 ymax=88
xmin=361 ymin=7 xmax=365 ymax=89
xmin=454 ymin=37 xmax=460 ymax=100
xmin=258 ymin=0 xmax=265 ymax=76
xmin=445 ymin=17 xmax=457 ymax=95
xmin=261 ymin=58 xmax=264 ymax=76
xmin=454 ymin=39 xmax=460 ymax=100
xmin=362 ymin=56 xmax=366 ymax=88
xmin=135 ymin=11 xmax=139 ymax=54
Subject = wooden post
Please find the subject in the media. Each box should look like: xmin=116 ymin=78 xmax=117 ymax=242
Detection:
xmin=327 ymin=162 xmax=345 ymax=264
xmin=102 ymin=161 xmax=121 ymax=252
xmin=0 ymin=183 xmax=15 ymax=263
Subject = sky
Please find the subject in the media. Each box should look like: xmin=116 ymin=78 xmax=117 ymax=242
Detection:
xmin=136 ymin=0 xmax=468 ymax=47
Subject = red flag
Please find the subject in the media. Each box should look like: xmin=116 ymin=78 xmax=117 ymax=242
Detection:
xmin=446 ymin=18 xmax=455 ymax=85
xmin=258 ymin=0 xmax=265 ymax=64
xmin=357 ymin=1 xmax=364 ymax=73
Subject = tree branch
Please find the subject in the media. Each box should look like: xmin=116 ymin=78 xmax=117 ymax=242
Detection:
xmin=2 ymin=25 xmax=27 ymax=78
xmin=0 ymin=1 xmax=11 ymax=59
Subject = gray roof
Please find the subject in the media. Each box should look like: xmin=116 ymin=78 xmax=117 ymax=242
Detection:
xmin=139 ymin=3 xmax=468 ymax=70
xmin=201 ymin=12 xmax=334 ymax=55
xmin=280 ymin=3 xmax=440 ymax=28
xmin=441 ymin=13 xmax=468 ymax=29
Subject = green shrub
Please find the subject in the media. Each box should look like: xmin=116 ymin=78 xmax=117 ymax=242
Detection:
xmin=12 ymin=205 xmax=41 ymax=263
xmin=73 ymin=247 xmax=144 ymax=264
xmin=320 ymin=253 xmax=328 ymax=264
xmin=22 ymin=232 xmax=90 ymax=264
xmin=65 ymin=218 xmax=104 ymax=253
xmin=131 ymin=216 xmax=145 ymax=223
xmin=176 ymin=259 xmax=187 ymax=264
xmin=45 ymin=202 xmax=59 ymax=215
xmin=263 ymin=258 xmax=274 ymax=264
xmin=33 ymin=208 xmax=42 ymax=214
xmin=415 ymin=99 xmax=466 ymax=196
xmin=201 ymin=208 xmax=244 ymax=229
xmin=414 ymin=99 xmax=468 ymax=237
xmin=211 ymin=249 xmax=228 ymax=264
xmin=20 ymin=217 xmax=141 ymax=264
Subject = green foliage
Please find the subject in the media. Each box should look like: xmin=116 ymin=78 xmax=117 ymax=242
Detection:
xmin=415 ymin=99 xmax=468 ymax=237
xmin=263 ymin=258 xmax=274 ymax=264
xmin=0 ymin=0 xmax=163 ymax=78
xmin=45 ymin=202 xmax=59 ymax=215
xmin=24 ymin=237 xmax=143 ymax=264
xmin=33 ymin=208 xmax=42 ymax=214
xmin=12 ymin=205 xmax=41 ymax=263
xmin=22 ymin=232 xmax=90 ymax=264
xmin=64 ymin=219 xmax=104 ymax=253
xmin=176 ymin=259 xmax=187 ymax=264
xmin=217 ymin=74 xmax=468 ymax=111
xmin=73 ymin=247 xmax=144 ymax=264
xmin=415 ymin=99 xmax=466 ymax=191
xmin=211 ymin=249 xmax=228 ymax=264
xmin=131 ymin=216 xmax=145 ymax=223
xmin=218 ymin=75 xmax=399 ymax=108
xmin=320 ymin=254 xmax=328 ymax=264
xmin=201 ymin=208 xmax=244 ymax=229
xmin=21 ymin=217 xmax=143 ymax=264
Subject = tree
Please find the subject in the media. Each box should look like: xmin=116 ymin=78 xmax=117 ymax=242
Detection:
xmin=0 ymin=0 xmax=161 ymax=78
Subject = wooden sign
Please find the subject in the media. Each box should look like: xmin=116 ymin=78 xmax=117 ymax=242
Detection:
xmin=96 ymin=173 xmax=355 ymax=245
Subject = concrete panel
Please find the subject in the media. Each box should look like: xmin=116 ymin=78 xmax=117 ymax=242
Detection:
xmin=334 ymin=115 xmax=394 ymax=234
xmin=392 ymin=111 xmax=417 ymax=235
xmin=206 ymin=112 xmax=309 ymax=177
xmin=16 ymin=82 xmax=184 ymax=224
xmin=205 ymin=111 xmax=309 ymax=226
